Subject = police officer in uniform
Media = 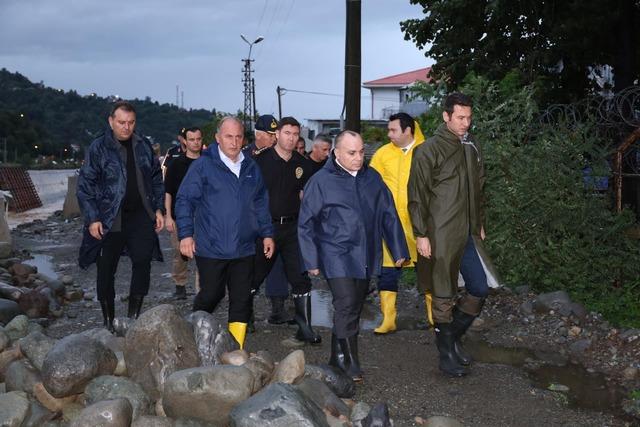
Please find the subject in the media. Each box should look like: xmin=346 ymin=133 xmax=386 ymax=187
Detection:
xmin=243 ymin=114 xmax=278 ymax=157
xmin=252 ymin=116 xmax=321 ymax=344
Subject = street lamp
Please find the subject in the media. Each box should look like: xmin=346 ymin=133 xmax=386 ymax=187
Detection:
xmin=240 ymin=34 xmax=264 ymax=131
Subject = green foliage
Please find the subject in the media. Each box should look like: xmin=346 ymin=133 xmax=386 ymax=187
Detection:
xmin=401 ymin=0 xmax=640 ymax=102
xmin=361 ymin=125 xmax=387 ymax=144
xmin=446 ymin=75 xmax=640 ymax=327
xmin=0 ymin=69 xmax=221 ymax=160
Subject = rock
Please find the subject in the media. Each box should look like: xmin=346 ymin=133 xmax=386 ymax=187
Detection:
xmin=0 ymin=258 xmax=19 ymax=269
xmin=568 ymin=339 xmax=591 ymax=355
xmin=0 ymin=298 xmax=20 ymax=325
xmin=62 ymin=401 xmax=84 ymax=422
xmin=174 ymin=419 xmax=215 ymax=427
xmin=5 ymin=359 xmax=41 ymax=394
xmin=18 ymin=290 xmax=50 ymax=318
xmin=81 ymin=328 xmax=124 ymax=353
xmin=162 ymin=365 xmax=254 ymax=425
xmin=569 ymin=302 xmax=588 ymax=320
xmin=124 ymin=304 xmax=200 ymax=399
xmin=271 ymin=349 xmax=305 ymax=384
xmin=533 ymin=291 xmax=572 ymax=313
xmin=64 ymin=289 xmax=83 ymax=302
xmin=0 ymin=243 xmax=12 ymax=260
xmin=622 ymin=367 xmax=638 ymax=381
xmin=39 ymin=276 xmax=66 ymax=299
xmin=114 ymin=351 xmax=127 ymax=376
xmin=350 ymin=402 xmax=371 ymax=425
xmin=622 ymin=396 xmax=640 ymax=419
xmin=84 ymin=292 xmax=96 ymax=301
xmin=0 ymin=328 xmax=9 ymax=352
xmin=186 ymin=311 xmax=236 ymax=366
xmin=229 ymin=382 xmax=329 ymax=427
xmin=23 ymin=401 xmax=55 ymax=427
xmin=69 ymin=398 xmax=133 ymax=427
xmin=568 ymin=326 xmax=582 ymax=337
xmin=0 ymin=346 xmax=23 ymax=382
xmin=0 ymin=282 xmax=24 ymax=302
xmin=514 ymin=285 xmax=531 ymax=295
xmin=85 ymin=375 xmax=152 ymax=420
xmin=113 ymin=316 xmax=134 ymax=337
xmin=26 ymin=321 xmax=43 ymax=336
xmin=423 ymin=415 xmax=465 ymax=427
xmin=547 ymin=383 xmax=570 ymax=392
xmin=9 ymin=263 xmax=37 ymax=285
xmin=304 ymin=364 xmax=356 ymax=398
xmin=155 ymin=398 xmax=166 ymax=417
xmin=0 ymin=391 xmax=31 ymax=427
xmin=469 ymin=317 xmax=486 ymax=331
xmin=361 ymin=402 xmax=391 ymax=427
xmin=33 ymin=382 xmax=77 ymax=412
xmin=243 ymin=351 xmax=275 ymax=391
xmin=619 ymin=329 xmax=640 ymax=343
xmin=519 ymin=301 xmax=534 ymax=316
xmin=4 ymin=314 xmax=29 ymax=342
xmin=61 ymin=275 xmax=74 ymax=286
xmin=296 ymin=377 xmax=350 ymax=418
xmin=19 ymin=330 xmax=56 ymax=370
xmin=220 ymin=349 xmax=249 ymax=366
xmin=132 ymin=416 xmax=175 ymax=427
xmin=41 ymin=333 xmax=118 ymax=398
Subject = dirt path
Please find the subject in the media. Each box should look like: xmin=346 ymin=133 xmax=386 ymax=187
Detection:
xmin=12 ymin=215 xmax=630 ymax=426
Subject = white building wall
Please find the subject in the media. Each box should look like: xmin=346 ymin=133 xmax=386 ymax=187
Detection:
xmin=369 ymin=87 xmax=401 ymax=120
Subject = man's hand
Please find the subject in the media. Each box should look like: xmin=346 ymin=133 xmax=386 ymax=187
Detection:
xmin=263 ymin=238 xmax=275 ymax=259
xmin=165 ymin=216 xmax=175 ymax=233
xmin=155 ymin=210 xmax=164 ymax=232
xmin=480 ymin=226 xmax=486 ymax=241
xmin=394 ymin=258 xmax=406 ymax=267
xmin=416 ymin=236 xmax=432 ymax=259
xmin=180 ymin=237 xmax=196 ymax=259
xmin=89 ymin=221 xmax=103 ymax=240
xmin=308 ymin=269 xmax=320 ymax=276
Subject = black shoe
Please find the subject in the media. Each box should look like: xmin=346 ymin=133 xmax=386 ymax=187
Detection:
xmin=293 ymin=293 xmax=321 ymax=344
xmin=450 ymin=308 xmax=476 ymax=366
xmin=435 ymin=323 xmax=468 ymax=377
xmin=268 ymin=296 xmax=291 ymax=324
xmin=174 ymin=285 xmax=187 ymax=300
xmin=328 ymin=333 xmax=347 ymax=372
xmin=339 ymin=334 xmax=363 ymax=382
xmin=127 ymin=295 xmax=144 ymax=319
xmin=99 ymin=299 xmax=115 ymax=333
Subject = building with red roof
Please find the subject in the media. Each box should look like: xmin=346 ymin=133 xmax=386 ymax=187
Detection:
xmin=362 ymin=67 xmax=432 ymax=120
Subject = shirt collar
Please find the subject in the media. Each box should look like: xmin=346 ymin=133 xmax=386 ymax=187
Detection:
xmin=400 ymin=139 xmax=416 ymax=154
xmin=218 ymin=146 xmax=244 ymax=164
xmin=335 ymin=158 xmax=358 ymax=177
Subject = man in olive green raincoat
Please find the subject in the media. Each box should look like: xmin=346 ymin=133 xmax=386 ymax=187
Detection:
xmin=408 ymin=92 xmax=498 ymax=377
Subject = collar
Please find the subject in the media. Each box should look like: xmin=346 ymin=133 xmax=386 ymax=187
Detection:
xmin=399 ymin=139 xmax=416 ymax=154
xmin=218 ymin=146 xmax=244 ymax=165
xmin=335 ymin=158 xmax=358 ymax=177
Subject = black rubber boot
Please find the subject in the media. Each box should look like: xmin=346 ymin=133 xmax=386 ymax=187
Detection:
xmin=268 ymin=296 xmax=291 ymax=325
xmin=174 ymin=285 xmax=187 ymax=300
xmin=339 ymin=334 xmax=363 ymax=382
xmin=434 ymin=323 xmax=468 ymax=377
xmin=127 ymin=295 xmax=144 ymax=319
xmin=100 ymin=299 xmax=115 ymax=333
xmin=293 ymin=293 xmax=321 ymax=344
xmin=450 ymin=307 xmax=476 ymax=366
xmin=328 ymin=333 xmax=347 ymax=372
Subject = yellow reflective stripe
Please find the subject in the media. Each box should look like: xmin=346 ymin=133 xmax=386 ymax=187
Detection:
xmin=425 ymin=293 xmax=434 ymax=326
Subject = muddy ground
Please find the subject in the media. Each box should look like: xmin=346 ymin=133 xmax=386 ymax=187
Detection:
xmin=11 ymin=213 xmax=639 ymax=427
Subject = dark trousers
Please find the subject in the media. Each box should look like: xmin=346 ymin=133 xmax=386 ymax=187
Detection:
xmin=377 ymin=267 xmax=402 ymax=292
xmin=252 ymin=222 xmax=311 ymax=295
xmin=327 ymin=277 xmax=369 ymax=339
xmin=96 ymin=209 xmax=155 ymax=302
xmin=460 ymin=235 xmax=489 ymax=298
xmin=194 ymin=255 xmax=253 ymax=323
xmin=265 ymin=255 xmax=290 ymax=298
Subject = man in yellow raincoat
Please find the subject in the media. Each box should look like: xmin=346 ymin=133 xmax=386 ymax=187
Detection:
xmin=408 ymin=93 xmax=498 ymax=377
xmin=369 ymin=112 xmax=424 ymax=334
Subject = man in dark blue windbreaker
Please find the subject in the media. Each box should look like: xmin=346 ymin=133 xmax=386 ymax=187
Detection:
xmin=175 ymin=116 xmax=274 ymax=349
xmin=298 ymin=130 xmax=409 ymax=382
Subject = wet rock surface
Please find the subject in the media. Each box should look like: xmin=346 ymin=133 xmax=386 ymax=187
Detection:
xmin=84 ymin=375 xmax=152 ymax=420
xmin=69 ymin=398 xmax=133 ymax=427
xmin=4 ymin=213 xmax=637 ymax=426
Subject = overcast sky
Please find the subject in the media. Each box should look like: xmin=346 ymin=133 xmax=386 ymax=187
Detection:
xmin=0 ymin=0 xmax=431 ymax=123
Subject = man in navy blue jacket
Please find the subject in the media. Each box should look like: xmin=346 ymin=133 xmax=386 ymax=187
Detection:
xmin=77 ymin=101 xmax=165 ymax=331
xmin=175 ymin=116 xmax=274 ymax=349
xmin=298 ymin=130 xmax=409 ymax=382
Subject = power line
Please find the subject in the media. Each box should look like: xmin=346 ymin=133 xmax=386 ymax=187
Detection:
xmin=280 ymin=87 xmax=402 ymax=102
xmin=256 ymin=0 xmax=269 ymax=29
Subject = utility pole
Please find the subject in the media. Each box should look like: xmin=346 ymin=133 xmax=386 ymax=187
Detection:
xmin=175 ymin=85 xmax=179 ymax=107
xmin=344 ymin=0 xmax=361 ymax=133
xmin=251 ymin=78 xmax=257 ymax=120
xmin=241 ymin=35 xmax=264 ymax=132
xmin=277 ymin=86 xmax=283 ymax=120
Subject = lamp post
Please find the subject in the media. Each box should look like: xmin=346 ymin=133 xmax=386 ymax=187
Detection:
xmin=240 ymin=34 xmax=264 ymax=132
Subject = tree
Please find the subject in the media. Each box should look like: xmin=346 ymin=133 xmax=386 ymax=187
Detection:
xmin=401 ymin=0 xmax=640 ymax=103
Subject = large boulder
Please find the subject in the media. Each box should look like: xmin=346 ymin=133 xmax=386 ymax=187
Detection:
xmin=533 ymin=290 xmax=572 ymax=313
xmin=0 ymin=328 xmax=9 ymax=352
xmin=132 ymin=416 xmax=175 ymax=427
xmin=270 ymin=349 xmax=305 ymax=384
xmin=124 ymin=305 xmax=200 ymax=399
xmin=84 ymin=375 xmax=152 ymax=420
xmin=5 ymin=359 xmax=41 ymax=394
xmin=295 ymin=377 xmax=350 ymax=418
xmin=186 ymin=311 xmax=236 ymax=366
xmin=22 ymin=401 xmax=55 ymax=427
xmin=81 ymin=328 xmax=125 ymax=353
xmin=0 ymin=299 xmax=20 ymax=325
xmin=41 ymin=333 xmax=118 ymax=398
xmin=229 ymin=382 xmax=329 ymax=427
xmin=4 ymin=314 xmax=29 ymax=342
xmin=0 ymin=346 xmax=22 ymax=382
xmin=361 ymin=402 xmax=392 ymax=427
xmin=69 ymin=398 xmax=133 ymax=427
xmin=18 ymin=289 xmax=50 ymax=319
xmin=19 ymin=330 xmax=56 ymax=370
xmin=304 ymin=364 xmax=356 ymax=398
xmin=0 ymin=391 xmax=31 ymax=427
xmin=163 ymin=365 xmax=254 ymax=425
xmin=242 ymin=351 xmax=275 ymax=391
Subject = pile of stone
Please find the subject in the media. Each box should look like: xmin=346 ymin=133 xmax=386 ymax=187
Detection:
xmin=0 ymin=304 xmax=393 ymax=426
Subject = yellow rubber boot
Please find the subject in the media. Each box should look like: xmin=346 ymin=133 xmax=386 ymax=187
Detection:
xmin=425 ymin=293 xmax=434 ymax=327
xmin=374 ymin=291 xmax=397 ymax=334
xmin=228 ymin=322 xmax=248 ymax=349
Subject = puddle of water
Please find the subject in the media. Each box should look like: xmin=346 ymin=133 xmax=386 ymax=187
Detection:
xmin=465 ymin=339 xmax=626 ymax=415
xmin=23 ymin=254 xmax=58 ymax=280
